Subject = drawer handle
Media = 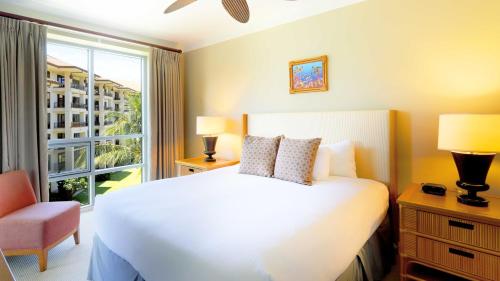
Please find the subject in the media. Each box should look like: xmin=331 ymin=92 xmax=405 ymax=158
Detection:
xmin=448 ymin=220 xmax=474 ymax=230
xmin=188 ymin=168 xmax=194 ymax=172
xmin=449 ymin=248 xmax=474 ymax=259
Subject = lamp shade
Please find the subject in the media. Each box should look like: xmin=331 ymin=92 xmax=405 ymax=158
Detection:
xmin=438 ymin=114 xmax=500 ymax=153
xmin=196 ymin=116 xmax=226 ymax=135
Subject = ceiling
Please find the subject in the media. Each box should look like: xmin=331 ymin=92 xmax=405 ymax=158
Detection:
xmin=0 ymin=0 xmax=363 ymax=51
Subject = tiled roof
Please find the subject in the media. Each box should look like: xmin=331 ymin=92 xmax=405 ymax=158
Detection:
xmin=47 ymin=55 xmax=138 ymax=93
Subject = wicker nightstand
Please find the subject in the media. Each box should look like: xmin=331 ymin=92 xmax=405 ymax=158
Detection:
xmin=175 ymin=156 xmax=239 ymax=177
xmin=0 ymin=249 xmax=15 ymax=281
xmin=398 ymin=183 xmax=500 ymax=281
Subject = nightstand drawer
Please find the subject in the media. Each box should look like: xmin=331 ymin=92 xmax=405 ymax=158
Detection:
xmin=179 ymin=166 xmax=204 ymax=176
xmin=418 ymin=211 xmax=500 ymax=252
xmin=417 ymin=237 xmax=499 ymax=280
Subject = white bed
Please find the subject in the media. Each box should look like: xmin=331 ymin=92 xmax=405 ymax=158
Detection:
xmin=92 ymin=110 xmax=397 ymax=281
xmin=95 ymin=165 xmax=388 ymax=281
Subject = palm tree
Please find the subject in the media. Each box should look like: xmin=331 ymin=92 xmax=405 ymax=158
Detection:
xmin=104 ymin=94 xmax=142 ymax=135
xmin=95 ymin=93 xmax=142 ymax=169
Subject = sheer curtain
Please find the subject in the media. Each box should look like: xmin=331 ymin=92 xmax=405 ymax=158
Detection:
xmin=150 ymin=48 xmax=184 ymax=180
xmin=0 ymin=16 xmax=48 ymax=201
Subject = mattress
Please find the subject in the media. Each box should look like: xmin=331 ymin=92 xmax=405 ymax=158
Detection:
xmin=93 ymin=165 xmax=389 ymax=281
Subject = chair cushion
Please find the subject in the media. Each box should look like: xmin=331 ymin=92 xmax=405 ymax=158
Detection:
xmin=0 ymin=171 xmax=37 ymax=218
xmin=0 ymin=202 xmax=80 ymax=250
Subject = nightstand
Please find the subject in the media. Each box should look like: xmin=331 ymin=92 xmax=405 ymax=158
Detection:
xmin=0 ymin=249 xmax=15 ymax=281
xmin=398 ymin=183 xmax=500 ymax=281
xmin=175 ymin=156 xmax=239 ymax=177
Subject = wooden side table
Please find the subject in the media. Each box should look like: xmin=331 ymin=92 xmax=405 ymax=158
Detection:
xmin=398 ymin=183 xmax=500 ymax=281
xmin=0 ymin=249 xmax=15 ymax=281
xmin=175 ymin=156 xmax=239 ymax=177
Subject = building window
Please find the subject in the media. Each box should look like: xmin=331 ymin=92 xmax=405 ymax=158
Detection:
xmin=57 ymin=153 xmax=65 ymax=171
xmin=74 ymin=133 xmax=81 ymax=138
xmin=56 ymin=74 xmax=64 ymax=84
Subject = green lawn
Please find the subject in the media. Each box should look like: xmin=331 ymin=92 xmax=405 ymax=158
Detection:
xmin=74 ymin=167 xmax=142 ymax=204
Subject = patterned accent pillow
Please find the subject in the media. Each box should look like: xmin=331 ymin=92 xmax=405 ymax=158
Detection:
xmin=239 ymin=135 xmax=282 ymax=177
xmin=274 ymin=137 xmax=322 ymax=185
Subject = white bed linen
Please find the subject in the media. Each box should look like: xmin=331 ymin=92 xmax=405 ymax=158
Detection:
xmin=94 ymin=165 xmax=388 ymax=281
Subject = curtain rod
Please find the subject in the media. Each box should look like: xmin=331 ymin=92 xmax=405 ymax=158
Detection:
xmin=0 ymin=11 xmax=182 ymax=53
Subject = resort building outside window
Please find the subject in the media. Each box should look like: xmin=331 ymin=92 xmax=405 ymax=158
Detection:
xmin=47 ymin=41 xmax=146 ymax=207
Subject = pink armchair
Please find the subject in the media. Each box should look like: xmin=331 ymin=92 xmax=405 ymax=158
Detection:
xmin=0 ymin=171 xmax=80 ymax=272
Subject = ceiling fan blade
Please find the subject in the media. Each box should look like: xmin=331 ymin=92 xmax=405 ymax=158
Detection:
xmin=221 ymin=0 xmax=250 ymax=23
xmin=164 ymin=0 xmax=197 ymax=14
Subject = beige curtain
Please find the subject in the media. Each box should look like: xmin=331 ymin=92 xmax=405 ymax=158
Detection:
xmin=0 ymin=17 xmax=48 ymax=202
xmin=150 ymin=48 xmax=184 ymax=180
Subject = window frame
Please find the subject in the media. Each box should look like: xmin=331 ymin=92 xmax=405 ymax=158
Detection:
xmin=47 ymin=38 xmax=148 ymax=210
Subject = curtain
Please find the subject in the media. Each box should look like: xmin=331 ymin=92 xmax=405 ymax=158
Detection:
xmin=0 ymin=17 xmax=48 ymax=202
xmin=150 ymin=48 xmax=184 ymax=180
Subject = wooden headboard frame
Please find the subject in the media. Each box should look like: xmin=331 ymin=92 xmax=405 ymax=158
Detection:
xmin=242 ymin=110 xmax=398 ymax=237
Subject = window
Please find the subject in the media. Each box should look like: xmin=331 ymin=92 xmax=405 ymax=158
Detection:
xmin=47 ymin=41 xmax=146 ymax=207
xmin=56 ymin=74 xmax=64 ymax=84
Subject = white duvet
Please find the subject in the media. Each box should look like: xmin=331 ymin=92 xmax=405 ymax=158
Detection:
xmin=94 ymin=165 xmax=388 ymax=281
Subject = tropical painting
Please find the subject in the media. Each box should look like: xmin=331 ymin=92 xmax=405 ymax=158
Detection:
xmin=289 ymin=55 xmax=328 ymax=94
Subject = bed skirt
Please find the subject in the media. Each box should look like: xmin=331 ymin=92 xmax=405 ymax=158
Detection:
xmin=88 ymin=215 xmax=394 ymax=281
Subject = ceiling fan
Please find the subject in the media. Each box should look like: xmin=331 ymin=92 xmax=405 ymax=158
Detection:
xmin=164 ymin=0 xmax=297 ymax=23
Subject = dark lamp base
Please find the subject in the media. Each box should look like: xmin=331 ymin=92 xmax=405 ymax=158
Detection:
xmin=452 ymin=151 xmax=495 ymax=208
xmin=204 ymin=156 xmax=216 ymax=162
xmin=457 ymin=193 xmax=489 ymax=207
xmin=202 ymin=136 xmax=218 ymax=162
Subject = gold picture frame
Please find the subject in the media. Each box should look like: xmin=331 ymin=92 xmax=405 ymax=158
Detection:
xmin=289 ymin=55 xmax=328 ymax=94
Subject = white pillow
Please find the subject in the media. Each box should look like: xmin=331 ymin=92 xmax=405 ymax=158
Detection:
xmin=312 ymin=146 xmax=330 ymax=181
xmin=323 ymin=140 xmax=357 ymax=178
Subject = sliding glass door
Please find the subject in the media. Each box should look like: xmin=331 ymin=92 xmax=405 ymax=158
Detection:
xmin=46 ymin=41 xmax=147 ymax=207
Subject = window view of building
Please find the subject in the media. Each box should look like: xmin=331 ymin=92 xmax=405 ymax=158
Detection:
xmin=47 ymin=42 xmax=145 ymax=206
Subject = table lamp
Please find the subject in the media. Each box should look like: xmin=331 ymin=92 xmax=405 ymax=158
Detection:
xmin=438 ymin=114 xmax=500 ymax=207
xmin=196 ymin=116 xmax=226 ymax=162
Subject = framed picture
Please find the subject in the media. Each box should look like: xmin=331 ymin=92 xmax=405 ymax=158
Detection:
xmin=289 ymin=55 xmax=328 ymax=94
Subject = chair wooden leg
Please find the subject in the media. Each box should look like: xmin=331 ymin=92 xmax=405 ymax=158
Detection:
xmin=73 ymin=229 xmax=80 ymax=245
xmin=37 ymin=249 xmax=47 ymax=272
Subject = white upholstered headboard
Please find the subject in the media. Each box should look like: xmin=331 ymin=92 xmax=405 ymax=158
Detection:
xmin=242 ymin=110 xmax=397 ymax=206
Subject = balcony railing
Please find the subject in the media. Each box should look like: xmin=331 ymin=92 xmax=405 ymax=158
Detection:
xmin=104 ymin=92 xmax=113 ymax=98
xmin=71 ymin=103 xmax=87 ymax=109
xmin=71 ymin=84 xmax=87 ymax=91
xmin=104 ymin=106 xmax=113 ymax=110
xmin=104 ymin=120 xmax=113 ymax=126
xmin=53 ymin=102 xmax=65 ymax=108
xmin=53 ymin=122 xmax=65 ymax=128
xmin=71 ymin=122 xmax=88 ymax=128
